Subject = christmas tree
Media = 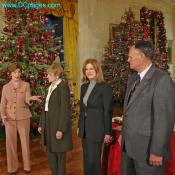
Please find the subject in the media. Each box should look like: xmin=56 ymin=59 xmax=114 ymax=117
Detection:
xmin=102 ymin=8 xmax=149 ymax=102
xmin=0 ymin=5 xmax=78 ymax=137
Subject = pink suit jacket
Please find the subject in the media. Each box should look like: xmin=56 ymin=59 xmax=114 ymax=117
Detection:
xmin=1 ymin=80 xmax=32 ymax=120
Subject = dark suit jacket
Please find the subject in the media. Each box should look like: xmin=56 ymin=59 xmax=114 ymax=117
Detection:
xmin=39 ymin=81 xmax=72 ymax=152
xmin=78 ymin=82 xmax=113 ymax=142
xmin=122 ymin=65 xmax=175 ymax=161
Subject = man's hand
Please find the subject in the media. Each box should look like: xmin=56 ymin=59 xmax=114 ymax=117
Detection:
xmin=149 ymin=154 xmax=163 ymax=167
xmin=56 ymin=131 xmax=63 ymax=140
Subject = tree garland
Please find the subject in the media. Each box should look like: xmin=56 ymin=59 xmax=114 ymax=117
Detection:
xmin=140 ymin=7 xmax=169 ymax=70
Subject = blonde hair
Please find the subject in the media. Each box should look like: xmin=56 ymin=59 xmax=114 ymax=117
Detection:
xmin=47 ymin=63 xmax=63 ymax=77
xmin=82 ymin=58 xmax=104 ymax=83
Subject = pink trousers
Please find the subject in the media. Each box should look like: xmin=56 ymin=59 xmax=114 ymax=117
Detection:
xmin=5 ymin=118 xmax=31 ymax=173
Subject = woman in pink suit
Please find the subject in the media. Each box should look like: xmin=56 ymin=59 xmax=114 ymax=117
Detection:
xmin=1 ymin=62 xmax=41 ymax=175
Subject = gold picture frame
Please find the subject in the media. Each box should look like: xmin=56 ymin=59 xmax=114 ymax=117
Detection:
xmin=167 ymin=40 xmax=173 ymax=63
xmin=109 ymin=23 xmax=118 ymax=40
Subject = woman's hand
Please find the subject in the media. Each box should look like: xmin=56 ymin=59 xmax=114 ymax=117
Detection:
xmin=104 ymin=134 xmax=112 ymax=144
xmin=30 ymin=96 xmax=42 ymax=103
xmin=56 ymin=131 xmax=63 ymax=140
xmin=118 ymin=135 xmax=122 ymax=146
xmin=2 ymin=116 xmax=7 ymax=125
xmin=77 ymin=128 xmax=79 ymax=136
xmin=38 ymin=127 xmax=42 ymax=134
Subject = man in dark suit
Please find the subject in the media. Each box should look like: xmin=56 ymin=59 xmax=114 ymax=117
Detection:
xmin=121 ymin=40 xmax=175 ymax=175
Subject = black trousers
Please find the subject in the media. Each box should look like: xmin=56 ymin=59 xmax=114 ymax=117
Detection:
xmin=47 ymin=150 xmax=66 ymax=175
xmin=82 ymin=139 xmax=103 ymax=175
xmin=120 ymin=151 xmax=166 ymax=175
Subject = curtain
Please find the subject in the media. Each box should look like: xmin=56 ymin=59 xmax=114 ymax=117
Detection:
xmin=36 ymin=0 xmax=78 ymax=97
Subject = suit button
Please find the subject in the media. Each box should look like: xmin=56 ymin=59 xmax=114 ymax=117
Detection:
xmin=84 ymin=112 xmax=87 ymax=117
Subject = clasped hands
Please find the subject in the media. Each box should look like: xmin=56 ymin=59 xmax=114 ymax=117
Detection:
xmin=104 ymin=134 xmax=112 ymax=144
xmin=56 ymin=131 xmax=63 ymax=140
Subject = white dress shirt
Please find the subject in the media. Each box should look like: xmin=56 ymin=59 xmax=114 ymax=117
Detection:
xmin=45 ymin=79 xmax=62 ymax=111
xmin=139 ymin=64 xmax=152 ymax=81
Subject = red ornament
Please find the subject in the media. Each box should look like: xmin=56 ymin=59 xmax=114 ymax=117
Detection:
xmin=32 ymin=122 xmax=38 ymax=129
xmin=32 ymin=28 xmax=37 ymax=33
xmin=37 ymin=70 xmax=44 ymax=75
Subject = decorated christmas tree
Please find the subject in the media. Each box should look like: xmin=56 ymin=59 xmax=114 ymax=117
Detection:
xmin=0 ymin=5 xmax=78 ymax=137
xmin=102 ymin=8 xmax=149 ymax=102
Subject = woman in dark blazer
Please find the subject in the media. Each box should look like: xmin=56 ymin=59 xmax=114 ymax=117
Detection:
xmin=38 ymin=63 xmax=72 ymax=175
xmin=77 ymin=58 xmax=113 ymax=175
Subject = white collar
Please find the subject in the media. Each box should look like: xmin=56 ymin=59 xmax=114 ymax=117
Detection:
xmin=53 ymin=78 xmax=62 ymax=87
xmin=139 ymin=64 xmax=152 ymax=80
xmin=45 ymin=78 xmax=62 ymax=111
xmin=49 ymin=78 xmax=62 ymax=93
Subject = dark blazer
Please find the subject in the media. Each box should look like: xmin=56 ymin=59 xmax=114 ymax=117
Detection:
xmin=78 ymin=82 xmax=113 ymax=142
xmin=39 ymin=81 xmax=72 ymax=152
xmin=122 ymin=65 xmax=175 ymax=161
